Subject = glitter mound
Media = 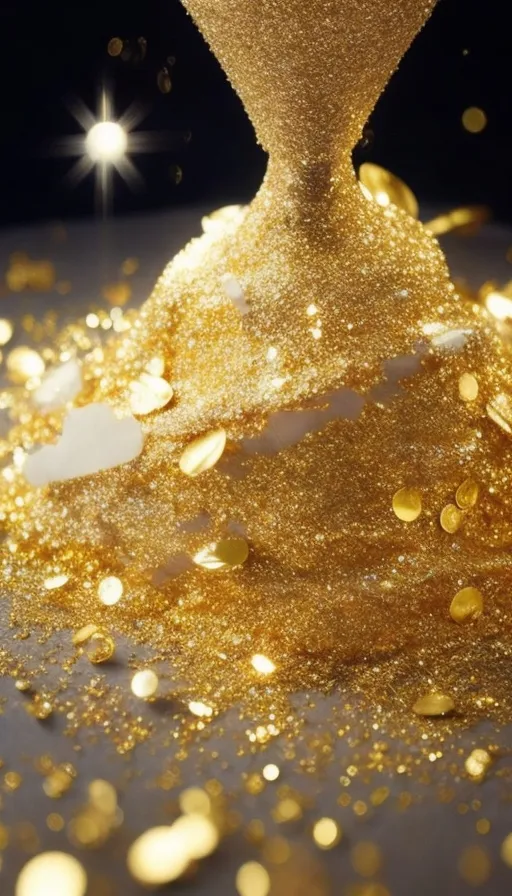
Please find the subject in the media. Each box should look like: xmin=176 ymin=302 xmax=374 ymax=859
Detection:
xmin=1 ymin=0 xmax=512 ymax=719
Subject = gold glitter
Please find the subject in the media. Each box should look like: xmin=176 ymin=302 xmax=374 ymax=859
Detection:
xmin=84 ymin=632 xmax=115 ymax=664
xmin=455 ymin=479 xmax=480 ymax=509
xmin=131 ymin=669 xmax=159 ymax=698
xmin=89 ymin=780 xmax=117 ymax=816
xmin=43 ymin=767 xmax=74 ymax=799
xmin=251 ymin=654 xmax=276 ymax=676
xmin=129 ymin=374 xmax=173 ymax=416
xmin=486 ymin=393 xmax=512 ymax=435
xmin=312 ymin=818 xmax=341 ymax=850
xmin=235 ymin=861 xmax=270 ymax=896
xmin=392 ymin=487 xmax=422 ymax=522
xmin=458 ymin=845 xmax=491 ymax=886
xmin=193 ymin=538 xmax=249 ymax=570
xmin=262 ymin=764 xmax=280 ymax=782
xmin=127 ymin=827 xmax=189 ymax=886
xmin=412 ymin=694 xmax=455 ymax=717
xmin=351 ymin=841 xmax=382 ymax=877
xmin=15 ymin=852 xmax=87 ymax=896
xmin=97 ymin=576 xmax=123 ymax=606
xmin=43 ymin=574 xmax=69 ymax=590
xmin=179 ymin=787 xmax=211 ymax=816
xmin=145 ymin=356 xmax=165 ymax=377
xmin=450 ymin=587 xmax=484 ymax=624
xmin=459 ymin=373 xmax=479 ymax=402
xmin=465 ymin=749 xmax=492 ymax=780
xmin=27 ymin=699 xmax=53 ymax=721
xmin=501 ymin=834 xmax=512 ymax=868
xmin=179 ymin=428 xmax=227 ymax=476
xmin=274 ymin=798 xmax=302 ymax=823
xmin=0 ymin=319 xmax=13 ymax=346
xmin=358 ymin=163 xmax=419 ymax=218
xmin=6 ymin=346 xmax=45 ymax=383
xmin=5 ymin=771 xmax=22 ymax=791
xmin=462 ymin=107 xmax=487 ymax=134
xmin=188 ymin=701 xmax=213 ymax=718
xmin=440 ymin=504 xmax=463 ymax=534
xmin=72 ymin=624 xmax=98 ymax=646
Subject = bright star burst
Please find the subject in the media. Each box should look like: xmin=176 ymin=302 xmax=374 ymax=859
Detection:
xmin=54 ymin=87 xmax=167 ymax=213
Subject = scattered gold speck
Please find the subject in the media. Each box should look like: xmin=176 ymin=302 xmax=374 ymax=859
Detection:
xmin=15 ymin=852 xmax=87 ymax=896
xmin=312 ymin=817 xmax=341 ymax=850
xmin=235 ymin=861 xmax=271 ymax=896
xmin=412 ymin=693 xmax=455 ymax=717
xmin=188 ymin=701 xmax=213 ymax=718
xmin=392 ymin=487 xmax=422 ymax=522
xmin=251 ymin=654 xmax=276 ymax=676
xmin=450 ymin=587 xmax=484 ymax=624
xmin=179 ymin=429 xmax=227 ymax=477
xmin=193 ymin=537 xmax=249 ymax=570
xmin=131 ymin=669 xmax=159 ymax=699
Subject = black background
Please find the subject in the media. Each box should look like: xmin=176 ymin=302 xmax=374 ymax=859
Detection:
xmin=0 ymin=0 xmax=510 ymax=229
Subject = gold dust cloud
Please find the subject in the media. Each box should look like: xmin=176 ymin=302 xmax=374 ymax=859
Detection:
xmin=0 ymin=0 xmax=511 ymax=758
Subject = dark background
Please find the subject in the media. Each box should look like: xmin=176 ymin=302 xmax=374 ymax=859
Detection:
xmin=0 ymin=0 xmax=511 ymax=229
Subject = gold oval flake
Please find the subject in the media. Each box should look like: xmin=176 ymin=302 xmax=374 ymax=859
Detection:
xmin=129 ymin=374 xmax=173 ymax=416
xmin=392 ymin=487 xmax=422 ymax=522
xmin=450 ymin=586 xmax=484 ymax=623
xmin=459 ymin=373 xmax=479 ymax=403
xmin=413 ymin=693 xmax=455 ymax=717
xmin=193 ymin=537 xmax=249 ymax=571
xmin=440 ymin=504 xmax=463 ymax=534
xmin=456 ymin=479 xmax=479 ymax=509
xmin=358 ymin=163 xmax=419 ymax=219
xmin=179 ymin=429 xmax=227 ymax=477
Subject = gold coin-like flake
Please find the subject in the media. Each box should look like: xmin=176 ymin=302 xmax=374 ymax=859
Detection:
xmin=413 ymin=693 xmax=455 ymax=717
xmin=193 ymin=538 xmax=249 ymax=571
xmin=440 ymin=504 xmax=463 ymax=534
xmin=392 ymin=487 xmax=422 ymax=522
xmin=455 ymin=479 xmax=479 ymax=510
xmin=459 ymin=372 xmax=479 ymax=403
xmin=450 ymin=586 xmax=484 ymax=623
xmin=129 ymin=374 xmax=173 ymax=416
xmin=179 ymin=429 xmax=227 ymax=477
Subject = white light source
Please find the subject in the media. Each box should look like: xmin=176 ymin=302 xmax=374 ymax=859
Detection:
xmin=86 ymin=121 xmax=128 ymax=163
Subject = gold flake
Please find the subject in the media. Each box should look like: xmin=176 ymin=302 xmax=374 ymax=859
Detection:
xmin=0 ymin=319 xmax=13 ymax=346
xmin=43 ymin=574 xmax=69 ymax=590
xmin=440 ymin=504 xmax=463 ymax=534
xmin=235 ymin=861 xmax=271 ymax=896
xmin=465 ymin=749 xmax=492 ymax=780
xmin=129 ymin=374 xmax=173 ymax=416
xmin=485 ymin=290 xmax=512 ymax=321
xmin=107 ymin=37 xmax=123 ymax=57
xmin=262 ymin=764 xmax=280 ymax=782
xmin=251 ymin=654 xmax=276 ymax=675
xmin=392 ymin=487 xmax=422 ymax=522
xmin=179 ymin=429 xmax=227 ymax=477
xmin=193 ymin=537 xmax=249 ymax=570
xmin=412 ymin=693 xmax=455 ymax=717
xmin=84 ymin=631 xmax=115 ymax=664
xmin=6 ymin=347 xmax=45 ymax=384
xmin=455 ymin=479 xmax=479 ymax=509
xmin=486 ymin=394 xmax=512 ymax=435
xmin=131 ymin=669 xmax=159 ymax=698
xmin=358 ymin=163 xmax=419 ymax=218
xmin=88 ymin=780 xmax=117 ymax=815
xmin=72 ymin=624 xmax=98 ymax=646
xmin=459 ymin=373 xmax=479 ymax=402
xmin=462 ymin=107 xmax=487 ymax=134
xmin=312 ymin=817 xmax=341 ymax=849
xmin=97 ymin=575 xmax=123 ymax=606
xmin=450 ymin=587 xmax=483 ymax=623
xmin=127 ymin=827 xmax=189 ymax=886
xmin=188 ymin=701 xmax=213 ymax=718
xmin=15 ymin=852 xmax=87 ymax=896
xmin=425 ymin=205 xmax=490 ymax=237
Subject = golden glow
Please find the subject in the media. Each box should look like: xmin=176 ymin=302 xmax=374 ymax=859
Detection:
xmin=15 ymin=852 xmax=87 ymax=896
xmin=251 ymin=654 xmax=276 ymax=676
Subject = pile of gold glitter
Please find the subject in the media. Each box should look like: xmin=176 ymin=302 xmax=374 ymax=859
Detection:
xmin=1 ymin=0 xmax=512 ymax=724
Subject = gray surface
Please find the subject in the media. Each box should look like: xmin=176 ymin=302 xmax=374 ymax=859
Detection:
xmin=0 ymin=206 xmax=511 ymax=896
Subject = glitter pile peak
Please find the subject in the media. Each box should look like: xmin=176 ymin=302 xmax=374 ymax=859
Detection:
xmin=1 ymin=0 xmax=512 ymax=719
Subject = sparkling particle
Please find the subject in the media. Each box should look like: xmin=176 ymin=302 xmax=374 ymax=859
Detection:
xmin=262 ymin=764 xmax=280 ymax=782
xmin=462 ymin=107 xmax=487 ymax=134
xmin=465 ymin=749 xmax=492 ymax=780
xmin=43 ymin=574 xmax=69 ymax=590
xmin=312 ymin=817 xmax=341 ymax=850
xmin=392 ymin=487 xmax=422 ymax=522
xmin=455 ymin=479 xmax=479 ymax=509
xmin=6 ymin=347 xmax=45 ymax=384
xmin=450 ymin=587 xmax=484 ymax=624
xmin=15 ymin=852 xmax=87 ymax=896
xmin=84 ymin=631 xmax=115 ymax=664
xmin=131 ymin=669 xmax=159 ymax=699
xmin=440 ymin=504 xmax=463 ymax=534
xmin=358 ymin=163 xmax=419 ymax=218
xmin=72 ymin=624 xmax=98 ymax=646
xmin=33 ymin=360 xmax=82 ymax=411
xmin=193 ymin=537 xmax=249 ymax=570
xmin=179 ymin=429 xmax=227 ymax=477
xmin=127 ymin=826 xmax=189 ymax=886
xmin=485 ymin=291 xmax=512 ymax=321
xmin=179 ymin=787 xmax=211 ymax=816
xmin=236 ymin=861 xmax=271 ymax=896
xmin=251 ymin=654 xmax=276 ymax=676
xmin=459 ymin=373 xmax=479 ymax=402
xmin=188 ymin=701 xmax=213 ymax=718
xmin=98 ymin=576 xmax=123 ymax=606
xmin=129 ymin=374 xmax=173 ymax=416
xmin=413 ymin=693 xmax=455 ymax=717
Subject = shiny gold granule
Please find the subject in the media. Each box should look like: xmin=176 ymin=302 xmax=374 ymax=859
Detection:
xmin=131 ymin=669 xmax=159 ymax=699
xmin=312 ymin=818 xmax=342 ymax=850
xmin=455 ymin=479 xmax=479 ymax=509
xmin=84 ymin=632 xmax=115 ymax=664
xmin=15 ymin=852 xmax=87 ymax=896
xmin=440 ymin=504 xmax=463 ymax=534
xmin=392 ymin=488 xmax=422 ymax=522
xmin=413 ymin=694 xmax=455 ymax=717
xmin=450 ymin=587 xmax=484 ymax=624
xmin=179 ymin=428 xmax=227 ymax=476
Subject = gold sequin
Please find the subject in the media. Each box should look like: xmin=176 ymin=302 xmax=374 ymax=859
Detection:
xmin=458 ymin=373 xmax=479 ymax=402
xmin=455 ymin=479 xmax=479 ymax=509
xmin=392 ymin=488 xmax=422 ymax=522
xmin=179 ymin=429 xmax=227 ymax=477
xmin=450 ymin=587 xmax=484 ymax=624
xmin=129 ymin=374 xmax=173 ymax=416
xmin=440 ymin=504 xmax=463 ymax=534
xmin=193 ymin=538 xmax=249 ymax=570
xmin=413 ymin=693 xmax=455 ymax=717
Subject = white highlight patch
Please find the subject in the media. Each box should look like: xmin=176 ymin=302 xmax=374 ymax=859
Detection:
xmin=222 ymin=275 xmax=250 ymax=314
xmin=24 ymin=403 xmax=143 ymax=487
xmin=430 ymin=328 xmax=473 ymax=351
